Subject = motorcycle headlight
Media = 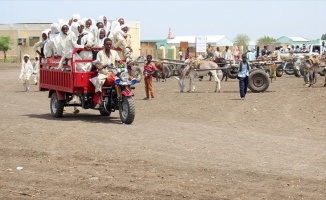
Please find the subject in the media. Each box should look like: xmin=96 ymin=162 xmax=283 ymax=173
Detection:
xmin=115 ymin=78 xmax=121 ymax=84
xmin=131 ymin=78 xmax=137 ymax=85
xmin=119 ymin=71 xmax=129 ymax=82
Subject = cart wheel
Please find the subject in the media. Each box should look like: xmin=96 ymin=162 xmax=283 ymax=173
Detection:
xmin=276 ymin=65 xmax=283 ymax=77
xmin=50 ymin=93 xmax=64 ymax=118
xmin=294 ymin=66 xmax=301 ymax=77
xmin=167 ymin=65 xmax=173 ymax=77
xmin=119 ymin=96 xmax=135 ymax=124
xmin=248 ymin=70 xmax=270 ymax=93
xmin=284 ymin=63 xmax=294 ymax=75
xmin=227 ymin=67 xmax=238 ymax=79
xmin=132 ymin=67 xmax=143 ymax=83
xmin=164 ymin=65 xmax=171 ymax=78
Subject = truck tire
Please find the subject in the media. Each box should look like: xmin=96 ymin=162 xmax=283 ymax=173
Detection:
xmin=119 ymin=96 xmax=135 ymax=124
xmin=248 ymin=70 xmax=270 ymax=93
xmin=276 ymin=65 xmax=283 ymax=77
xmin=50 ymin=93 xmax=64 ymax=118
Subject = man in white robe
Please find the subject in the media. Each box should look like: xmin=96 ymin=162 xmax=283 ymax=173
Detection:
xmin=18 ymin=54 xmax=33 ymax=92
xmin=112 ymin=24 xmax=133 ymax=62
xmin=57 ymin=22 xmax=84 ymax=69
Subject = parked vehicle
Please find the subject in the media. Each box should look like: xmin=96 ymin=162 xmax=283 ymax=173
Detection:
xmin=39 ymin=48 xmax=137 ymax=124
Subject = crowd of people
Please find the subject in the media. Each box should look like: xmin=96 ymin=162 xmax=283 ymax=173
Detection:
xmin=19 ymin=14 xmax=134 ymax=90
xmin=18 ymin=13 xmax=158 ymax=107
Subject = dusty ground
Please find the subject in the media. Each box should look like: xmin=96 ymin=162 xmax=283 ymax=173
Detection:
xmin=0 ymin=64 xmax=325 ymax=200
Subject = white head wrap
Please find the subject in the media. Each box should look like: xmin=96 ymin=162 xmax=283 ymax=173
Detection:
xmin=51 ymin=23 xmax=60 ymax=34
xmin=120 ymin=23 xmax=129 ymax=30
xmin=22 ymin=54 xmax=30 ymax=63
xmin=72 ymin=14 xmax=81 ymax=21
xmin=78 ymin=20 xmax=85 ymax=27
xmin=98 ymin=15 xmax=104 ymax=23
xmin=70 ymin=22 xmax=79 ymax=37
xmin=57 ymin=19 xmax=66 ymax=27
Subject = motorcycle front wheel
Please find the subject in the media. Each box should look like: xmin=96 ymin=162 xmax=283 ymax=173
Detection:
xmin=119 ymin=96 xmax=135 ymax=124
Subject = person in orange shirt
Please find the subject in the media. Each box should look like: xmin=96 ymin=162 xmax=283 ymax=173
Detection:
xmin=143 ymin=54 xmax=157 ymax=100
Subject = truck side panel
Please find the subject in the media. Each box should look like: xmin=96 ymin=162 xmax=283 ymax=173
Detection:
xmin=39 ymin=69 xmax=73 ymax=93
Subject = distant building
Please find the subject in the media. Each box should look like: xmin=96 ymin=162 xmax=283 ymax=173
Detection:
xmin=276 ymin=36 xmax=309 ymax=48
xmin=0 ymin=21 xmax=141 ymax=62
xmin=167 ymin=35 xmax=233 ymax=48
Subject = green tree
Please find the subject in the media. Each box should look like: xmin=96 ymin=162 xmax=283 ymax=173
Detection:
xmin=321 ymin=34 xmax=326 ymax=40
xmin=233 ymin=34 xmax=250 ymax=52
xmin=0 ymin=36 xmax=14 ymax=63
xmin=257 ymin=36 xmax=276 ymax=45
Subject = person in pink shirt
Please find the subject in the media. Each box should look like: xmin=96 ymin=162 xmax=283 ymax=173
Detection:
xmin=233 ymin=46 xmax=240 ymax=61
xmin=143 ymin=54 xmax=157 ymax=100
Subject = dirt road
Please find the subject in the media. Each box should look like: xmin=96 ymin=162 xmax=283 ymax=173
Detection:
xmin=0 ymin=65 xmax=325 ymax=199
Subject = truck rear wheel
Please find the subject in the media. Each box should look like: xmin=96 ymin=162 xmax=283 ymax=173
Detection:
xmin=50 ymin=93 xmax=64 ymax=118
xmin=248 ymin=70 xmax=270 ymax=93
xmin=119 ymin=96 xmax=135 ymax=124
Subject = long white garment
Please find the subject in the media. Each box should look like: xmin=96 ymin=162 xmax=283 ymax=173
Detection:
xmin=112 ymin=25 xmax=133 ymax=61
xmin=94 ymin=28 xmax=106 ymax=48
xmin=63 ymin=22 xmax=84 ymax=59
xmin=33 ymin=29 xmax=50 ymax=56
xmin=56 ymin=23 xmax=69 ymax=57
xmin=32 ymin=59 xmax=39 ymax=83
xmin=49 ymin=23 xmax=60 ymax=56
xmin=19 ymin=54 xmax=33 ymax=91
xmin=98 ymin=15 xmax=110 ymax=36
xmin=58 ymin=23 xmax=84 ymax=69
xmin=96 ymin=49 xmax=121 ymax=66
xmin=108 ymin=20 xmax=120 ymax=44
xmin=75 ymin=29 xmax=94 ymax=72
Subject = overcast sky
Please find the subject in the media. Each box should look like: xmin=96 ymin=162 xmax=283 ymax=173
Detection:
xmin=1 ymin=0 xmax=324 ymax=42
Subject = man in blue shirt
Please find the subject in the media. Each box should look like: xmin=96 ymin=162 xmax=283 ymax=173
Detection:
xmin=246 ymin=48 xmax=256 ymax=61
xmin=238 ymin=54 xmax=251 ymax=100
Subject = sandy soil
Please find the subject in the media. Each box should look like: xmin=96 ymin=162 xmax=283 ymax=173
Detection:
xmin=0 ymin=64 xmax=325 ymax=200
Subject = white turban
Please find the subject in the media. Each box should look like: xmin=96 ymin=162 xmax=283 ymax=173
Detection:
xmin=98 ymin=15 xmax=104 ymax=23
xmin=51 ymin=23 xmax=60 ymax=34
xmin=72 ymin=13 xmax=81 ymax=21
xmin=120 ymin=23 xmax=129 ymax=30
xmin=78 ymin=20 xmax=85 ymax=27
